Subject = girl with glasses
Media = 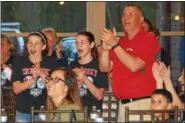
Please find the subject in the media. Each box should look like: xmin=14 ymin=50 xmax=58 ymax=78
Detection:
xmin=69 ymin=31 xmax=109 ymax=116
xmin=46 ymin=68 xmax=84 ymax=122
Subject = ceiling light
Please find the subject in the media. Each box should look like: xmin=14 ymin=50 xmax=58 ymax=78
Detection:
xmin=59 ymin=1 xmax=64 ymax=5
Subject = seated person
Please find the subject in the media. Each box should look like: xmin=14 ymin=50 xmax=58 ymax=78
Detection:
xmin=152 ymin=61 xmax=184 ymax=109
xmin=150 ymin=89 xmax=173 ymax=121
xmin=46 ymin=67 xmax=84 ymax=122
xmin=152 ymin=61 xmax=184 ymax=121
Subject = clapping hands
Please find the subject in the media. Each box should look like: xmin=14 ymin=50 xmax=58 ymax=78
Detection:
xmin=158 ymin=62 xmax=171 ymax=82
xmin=72 ymin=67 xmax=87 ymax=83
xmin=56 ymin=42 xmax=63 ymax=59
xmin=152 ymin=62 xmax=163 ymax=81
xmin=101 ymin=28 xmax=118 ymax=50
xmin=31 ymin=62 xmax=48 ymax=83
xmin=152 ymin=61 xmax=171 ymax=88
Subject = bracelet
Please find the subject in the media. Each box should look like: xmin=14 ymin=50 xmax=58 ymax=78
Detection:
xmin=112 ymin=43 xmax=119 ymax=50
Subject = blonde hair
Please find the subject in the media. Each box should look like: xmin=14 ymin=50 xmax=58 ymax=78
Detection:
xmin=42 ymin=28 xmax=59 ymax=42
xmin=1 ymin=34 xmax=15 ymax=52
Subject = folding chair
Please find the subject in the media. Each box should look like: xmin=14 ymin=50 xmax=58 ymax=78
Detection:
xmin=31 ymin=106 xmax=88 ymax=123
xmin=125 ymin=106 xmax=179 ymax=123
xmin=102 ymin=91 xmax=119 ymax=122
xmin=179 ymin=108 xmax=185 ymax=122
xmin=1 ymin=86 xmax=16 ymax=122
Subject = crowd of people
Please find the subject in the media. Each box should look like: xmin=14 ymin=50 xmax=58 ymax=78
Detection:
xmin=1 ymin=4 xmax=184 ymax=122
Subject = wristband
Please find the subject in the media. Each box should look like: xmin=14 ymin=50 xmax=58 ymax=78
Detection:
xmin=112 ymin=43 xmax=119 ymax=50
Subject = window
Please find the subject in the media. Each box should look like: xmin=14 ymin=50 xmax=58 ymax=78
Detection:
xmin=1 ymin=1 xmax=86 ymax=32
xmin=106 ymin=1 xmax=157 ymax=32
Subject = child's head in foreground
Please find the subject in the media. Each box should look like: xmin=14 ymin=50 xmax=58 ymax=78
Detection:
xmin=150 ymin=89 xmax=173 ymax=121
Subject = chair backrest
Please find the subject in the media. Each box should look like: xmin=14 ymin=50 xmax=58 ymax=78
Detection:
xmin=31 ymin=106 xmax=88 ymax=123
xmin=179 ymin=109 xmax=185 ymax=122
xmin=1 ymin=86 xmax=16 ymax=122
xmin=125 ymin=106 xmax=179 ymax=122
xmin=102 ymin=91 xmax=119 ymax=122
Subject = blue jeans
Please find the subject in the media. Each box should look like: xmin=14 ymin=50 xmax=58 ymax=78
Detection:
xmin=16 ymin=111 xmax=39 ymax=122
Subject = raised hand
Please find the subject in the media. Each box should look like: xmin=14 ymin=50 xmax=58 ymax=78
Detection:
xmin=77 ymin=80 xmax=83 ymax=89
xmin=72 ymin=67 xmax=87 ymax=83
xmin=56 ymin=42 xmax=63 ymax=58
xmin=101 ymin=28 xmax=118 ymax=48
xmin=31 ymin=67 xmax=39 ymax=82
xmin=158 ymin=61 xmax=171 ymax=83
xmin=152 ymin=62 xmax=163 ymax=82
xmin=152 ymin=62 xmax=163 ymax=89
xmin=102 ymin=41 xmax=111 ymax=50
xmin=32 ymin=63 xmax=48 ymax=83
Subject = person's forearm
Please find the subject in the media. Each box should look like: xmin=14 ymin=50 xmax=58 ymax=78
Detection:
xmin=78 ymin=82 xmax=83 ymax=89
xmin=99 ymin=50 xmax=112 ymax=72
xmin=113 ymin=46 xmax=145 ymax=72
xmin=13 ymin=79 xmax=35 ymax=94
xmin=47 ymin=49 xmax=53 ymax=56
xmin=164 ymin=79 xmax=184 ymax=108
xmin=156 ymin=80 xmax=164 ymax=89
xmin=84 ymin=77 xmax=104 ymax=100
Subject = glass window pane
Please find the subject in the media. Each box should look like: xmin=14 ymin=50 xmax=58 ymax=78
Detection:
xmin=157 ymin=2 xmax=184 ymax=31
xmin=106 ymin=1 xmax=157 ymax=32
xmin=106 ymin=1 xmax=184 ymax=32
xmin=1 ymin=1 xmax=86 ymax=32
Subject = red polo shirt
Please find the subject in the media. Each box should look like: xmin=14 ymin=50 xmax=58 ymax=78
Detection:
xmin=110 ymin=29 xmax=160 ymax=99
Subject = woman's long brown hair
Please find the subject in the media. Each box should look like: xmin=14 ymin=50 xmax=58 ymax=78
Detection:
xmin=47 ymin=67 xmax=84 ymax=120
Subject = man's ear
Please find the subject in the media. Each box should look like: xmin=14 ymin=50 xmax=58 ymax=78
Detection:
xmin=90 ymin=42 xmax=95 ymax=49
xmin=140 ymin=16 xmax=144 ymax=24
xmin=167 ymin=103 xmax=173 ymax=110
xmin=42 ymin=44 xmax=46 ymax=50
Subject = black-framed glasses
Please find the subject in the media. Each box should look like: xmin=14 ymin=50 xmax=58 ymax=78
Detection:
xmin=45 ymin=76 xmax=66 ymax=84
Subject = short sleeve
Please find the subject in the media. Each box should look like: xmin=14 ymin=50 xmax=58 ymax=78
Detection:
xmin=11 ymin=57 xmax=23 ymax=83
xmin=95 ymin=71 xmax=109 ymax=89
xmin=132 ymin=34 xmax=160 ymax=63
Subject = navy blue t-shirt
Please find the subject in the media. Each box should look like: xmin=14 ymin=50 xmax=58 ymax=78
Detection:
xmin=11 ymin=56 xmax=58 ymax=114
xmin=69 ymin=58 xmax=109 ymax=115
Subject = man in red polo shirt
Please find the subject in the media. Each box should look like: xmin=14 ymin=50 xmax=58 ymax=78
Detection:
xmin=100 ymin=4 xmax=160 ymax=122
